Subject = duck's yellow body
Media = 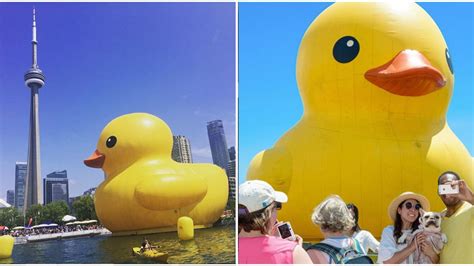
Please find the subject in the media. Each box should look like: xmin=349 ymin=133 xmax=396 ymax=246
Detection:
xmin=85 ymin=113 xmax=228 ymax=234
xmin=0 ymin=235 xmax=14 ymax=259
xmin=247 ymin=2 xmax=473 ymax=240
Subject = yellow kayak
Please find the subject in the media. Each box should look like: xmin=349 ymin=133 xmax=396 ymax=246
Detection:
xmin=132 ymin=247 xmax=168 ymax=262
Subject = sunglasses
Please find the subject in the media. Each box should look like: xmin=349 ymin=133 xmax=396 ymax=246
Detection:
xmin=404 ymin=202 xmax=421 ymax=210
xmin=275 ymin=202 xmax=282 ymax=210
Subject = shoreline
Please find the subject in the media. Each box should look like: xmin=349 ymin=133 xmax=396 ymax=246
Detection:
xmin=13 ymin=228 xmax=111 ymax=245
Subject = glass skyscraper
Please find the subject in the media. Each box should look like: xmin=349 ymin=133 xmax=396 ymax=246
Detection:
xmin=228 ymin=146 xmax=236 ymax=161
xmin=207 ymin=120 xmax=230 ymax=170
xmin=14 ymin=162 xmax=27 ymax=211
xmin=43 ymin=170 xmax=69 ymax=205
xmin=6 ymin=190 xmax=15 ymax=206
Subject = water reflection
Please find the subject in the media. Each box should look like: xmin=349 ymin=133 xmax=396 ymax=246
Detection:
xmin=0 ymin=258 xmax=13 ymax=264
xmin=9 ymin=225 xmax=234 ymax=264
xmin=178 ymin=240 xmax=205 ymax=263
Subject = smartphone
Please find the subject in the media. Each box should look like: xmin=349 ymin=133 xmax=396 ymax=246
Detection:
xmin=277 ymin=222 xmax=296 ymax=241
xmin=438 ymin=184 xmax=459 ymax=195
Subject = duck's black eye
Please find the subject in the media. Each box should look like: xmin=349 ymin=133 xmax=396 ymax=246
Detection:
xmin=445 ymin=48 xmax=454 ymax=74
xmin=333 ymin=36 xmax=360 ymax=63
xmin=106 ymin=136 xmax=117 ymax=148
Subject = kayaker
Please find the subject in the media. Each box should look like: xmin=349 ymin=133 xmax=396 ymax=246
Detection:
xmin=140 ymin=238 xmax=158 ymax=253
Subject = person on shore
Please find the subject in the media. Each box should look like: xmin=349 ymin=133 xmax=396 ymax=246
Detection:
xmin=437 ymin=171 xmax=474 ymax=263
xmin=238 ymin=180 xmax=312 ymax=264
xmin=377 ymin=192 xmax=438 ymax=263
xmin=306 ymin=195 xmax=372 ymax=264
xmin=347 ymin=203 xmax=380 ymax=254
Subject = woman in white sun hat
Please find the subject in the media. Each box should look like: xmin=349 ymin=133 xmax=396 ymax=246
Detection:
xmin=238 ymin=180 xmax=312 ymax=264
xmin=378 ymin=191 xmax=438 ymax=264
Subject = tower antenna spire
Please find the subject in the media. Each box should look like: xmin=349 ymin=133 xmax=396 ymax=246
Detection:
xmin=23 ymin=7 xmax=45 ymax=215
xmin=32 ymin=7 xmax=38 ymax=68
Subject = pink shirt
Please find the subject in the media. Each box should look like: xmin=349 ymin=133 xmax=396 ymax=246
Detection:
xmin=239 ymin=235 xmax=297 ymax=264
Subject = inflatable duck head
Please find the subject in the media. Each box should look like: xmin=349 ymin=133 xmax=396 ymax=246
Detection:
xmin=297 ymin=2 xmax=454 ymax=128
xmin=84 ymin=113 xmax=172 ymax=178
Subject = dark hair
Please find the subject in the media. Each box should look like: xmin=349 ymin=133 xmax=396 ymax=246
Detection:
xmin=438 ymin=171 xmax=460 ymax=184
xmin=393 ymin=200 xmax=421 ymax=242
xmin=347 ymin=203 xmax=361 ymax=232
xmin=238 ymin=203 xmax=274 ymax=234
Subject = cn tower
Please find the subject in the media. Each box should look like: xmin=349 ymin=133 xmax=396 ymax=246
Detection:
xmin=23 ymin=8 xmax=45 ymax=214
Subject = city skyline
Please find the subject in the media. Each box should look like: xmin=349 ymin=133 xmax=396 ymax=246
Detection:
xmin=0 ymin=3 xmax=236 ymax=200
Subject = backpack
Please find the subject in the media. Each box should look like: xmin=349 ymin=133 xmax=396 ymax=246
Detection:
xmin=306 ymin=239 xmax=374 ymax=264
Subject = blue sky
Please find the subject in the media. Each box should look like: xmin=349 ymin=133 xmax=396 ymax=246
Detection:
xmin=239 ymin=2 xmax=474 ymax=183
xmin=0 ymin=2 xmax=235 ymax=199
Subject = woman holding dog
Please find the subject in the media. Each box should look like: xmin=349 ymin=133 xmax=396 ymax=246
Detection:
xmin=378 ymin=192 xmax=439 ymax=263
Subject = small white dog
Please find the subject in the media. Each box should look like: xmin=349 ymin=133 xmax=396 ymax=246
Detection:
xmin=407 ymin=209 xmax=447 ymax=264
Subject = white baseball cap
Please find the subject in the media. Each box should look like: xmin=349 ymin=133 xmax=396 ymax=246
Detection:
xmin=239 ymin=180 xmax=288 ymax=213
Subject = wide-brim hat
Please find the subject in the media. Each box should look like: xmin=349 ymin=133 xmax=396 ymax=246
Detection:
xmin=239 ymin=180 xmax=288 ymax=213
xmin=388 ymin=192 xmax=430 ymax=221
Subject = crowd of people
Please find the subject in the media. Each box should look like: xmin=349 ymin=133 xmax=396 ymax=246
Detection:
xmin=8 ymin=224 xmax=103 ymax=237
xmin=238 ymin=171 xmax=473 ymax=264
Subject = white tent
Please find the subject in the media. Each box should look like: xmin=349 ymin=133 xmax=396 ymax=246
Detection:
xmin=31 ymin=224 xmax=49 ymax=229
xmin=81 ymin=220 xmax=98 ymax=224
xmin=62 ymin=215 xmax=77 ymax=222
xmin=0 ymin=199 xmax=11 ymax=208
xmin=12 ymin=226 xmax=25 ymax=230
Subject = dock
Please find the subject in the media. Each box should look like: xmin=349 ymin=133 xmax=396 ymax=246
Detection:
xmin=14 ymin=228 xmax=111 ymax=244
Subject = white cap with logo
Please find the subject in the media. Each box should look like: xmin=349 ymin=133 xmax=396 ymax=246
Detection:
xmin=239 ymin=180 xmax=288 ymax=213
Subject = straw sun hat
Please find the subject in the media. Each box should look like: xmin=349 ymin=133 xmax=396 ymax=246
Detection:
xmin=388 ymin=192 xmax=430 ymax=221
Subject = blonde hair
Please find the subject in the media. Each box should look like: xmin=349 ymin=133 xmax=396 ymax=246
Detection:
xmin=311 ymin=195 xmax=355 ymax=233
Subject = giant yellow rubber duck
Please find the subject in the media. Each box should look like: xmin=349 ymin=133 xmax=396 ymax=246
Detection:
xmin=247 ymin=2 xmax=473 ymax=240
xmin=0 ymin=235 xmax=14 ymax=259
xmin=84 ymin=113 xmax=228 ymax=235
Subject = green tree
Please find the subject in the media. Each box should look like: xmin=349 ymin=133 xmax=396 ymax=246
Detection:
xmin=25 ymin=204 xmax=44 ymax=226
xmin=42 ymin=201 xmax=69 ymax=224
xmin=72 ymin=196 xmax=97 ymax=220
xmin=0 ymin=207 xmax=23 ymax=228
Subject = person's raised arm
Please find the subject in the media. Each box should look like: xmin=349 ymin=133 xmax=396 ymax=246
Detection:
xmin=452 ymin=180 xmax=474 ymax=204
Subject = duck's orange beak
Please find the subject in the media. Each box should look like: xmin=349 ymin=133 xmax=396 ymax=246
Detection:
xmin=365 ymin=50 xmax=446 ymax=96
xmin=84 ymin=150 xmax=105 ymax=168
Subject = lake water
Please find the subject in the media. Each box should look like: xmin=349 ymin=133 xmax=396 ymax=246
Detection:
xmin=1 ymin=225 xmax=235 ymax=264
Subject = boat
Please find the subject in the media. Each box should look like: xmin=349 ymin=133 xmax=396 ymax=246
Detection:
xmin=131 ymin=247 xmax=168 ymax=262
